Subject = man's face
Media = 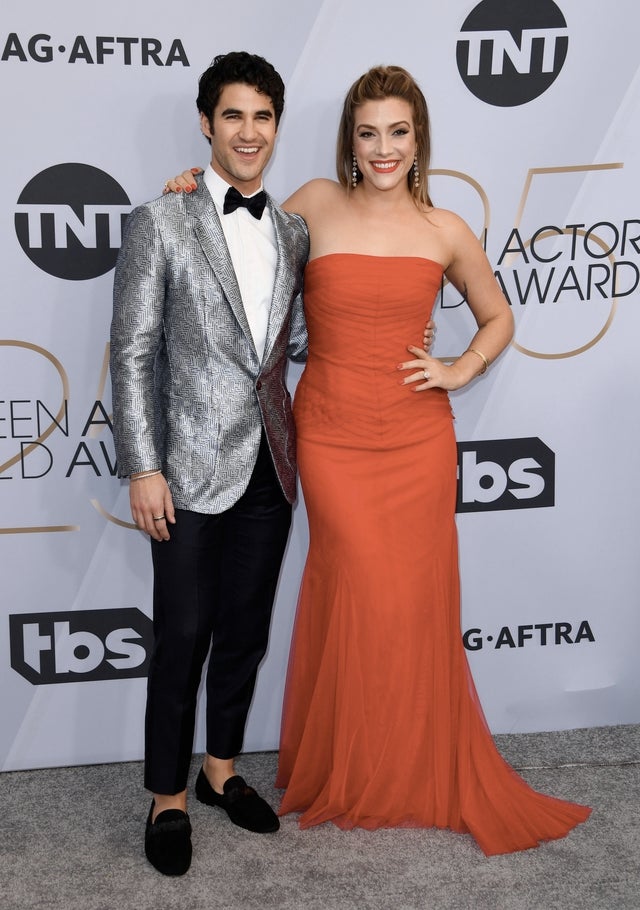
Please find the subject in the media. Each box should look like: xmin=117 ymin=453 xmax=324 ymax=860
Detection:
xmin=201 ymin=82 xmax=277 ymax=194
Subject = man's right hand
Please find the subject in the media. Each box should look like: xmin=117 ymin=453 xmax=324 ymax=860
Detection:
xmin=129 ymin=473 xmax=176 ymax=541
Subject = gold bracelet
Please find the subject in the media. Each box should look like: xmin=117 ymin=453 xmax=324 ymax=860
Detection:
xmin=467 ymin=347 xmax=489 ymax=375
xmin=130 ymin=469 xmax=162 ymax=482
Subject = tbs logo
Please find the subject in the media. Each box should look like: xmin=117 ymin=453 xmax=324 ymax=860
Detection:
xmin=456 ymin=437 xmax=555 ymax=512
xmin=456 ymin=0 xmax=569 ymax=106
xmin=15 ymin=163 xmax=131 ymax=280
xmin=9 ymin=608 xmax=152 ymax=685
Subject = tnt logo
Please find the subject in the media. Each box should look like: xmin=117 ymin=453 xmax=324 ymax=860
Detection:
xmin=15 ymin=163 xmax=131 ymax=280
xmin=456 ymin=0 xmax=569 ymax=106
xmin=456 ymin=437 xmax=555 ymax=512
xmin=9 ymin=608 xmax=152 ymax=684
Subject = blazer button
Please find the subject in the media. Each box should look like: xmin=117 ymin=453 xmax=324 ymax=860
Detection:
xmin=256 ymin=380 xmax=262 ymax=390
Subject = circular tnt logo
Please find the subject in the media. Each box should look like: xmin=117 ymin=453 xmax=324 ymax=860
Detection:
xmin=456 ymin=0 xmax=569 ymax=107
xmin=15 ymin=163 xmax=131 ymax=280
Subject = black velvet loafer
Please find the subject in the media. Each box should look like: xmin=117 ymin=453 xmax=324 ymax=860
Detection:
xmin=195 ymin=770 xmax=280 ymax=833
xmin=144 ymin=801 xmax=192 ymax=875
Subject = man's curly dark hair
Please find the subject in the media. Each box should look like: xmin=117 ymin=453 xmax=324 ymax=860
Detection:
xmin=196 ymin=51 xmax=285 ymax=129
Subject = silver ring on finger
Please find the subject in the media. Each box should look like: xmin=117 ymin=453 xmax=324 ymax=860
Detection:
xmin=152 ymin=515 xmax=165 ymax=521
xmin=423 ymin=369 xmax=430 ymax=381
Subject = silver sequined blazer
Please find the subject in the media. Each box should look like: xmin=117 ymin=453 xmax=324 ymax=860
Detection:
xmin=110 ymin=177 xmax=309 ymax=513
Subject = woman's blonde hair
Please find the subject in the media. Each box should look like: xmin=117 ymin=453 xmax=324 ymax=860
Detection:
xmin=336 ymin=65 xmax=433 ymax=207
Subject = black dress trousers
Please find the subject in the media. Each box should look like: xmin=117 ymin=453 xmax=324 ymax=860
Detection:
xmin=144 ymin=433 xmax=292 ymax=795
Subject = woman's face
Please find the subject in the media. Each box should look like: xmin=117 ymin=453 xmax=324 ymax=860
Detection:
xmin=352 ymin=97 xmax=416 ymax=193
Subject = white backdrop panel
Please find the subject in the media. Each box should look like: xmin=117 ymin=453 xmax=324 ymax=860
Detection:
xmin=1 ymin=0 xmax=638 ymax=771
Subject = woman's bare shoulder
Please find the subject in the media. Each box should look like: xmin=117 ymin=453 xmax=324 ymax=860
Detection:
xmin=425 ymin=206 xmax=471 ymax=231
xmin=293 ymin=177 xmax=343 ymax=195
xmin=426 ymin=206 xmax=482 ymax=250
xmin=283 ymin=178 xmax=345 ymax=216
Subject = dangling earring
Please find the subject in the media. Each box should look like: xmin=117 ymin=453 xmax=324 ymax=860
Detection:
xmin=413 ymin=154 xmax=420 ymax=189
xmin=352 ymin=153 xmax=359 ymax=189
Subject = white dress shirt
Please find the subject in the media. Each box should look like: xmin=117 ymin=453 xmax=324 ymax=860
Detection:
xmin=204 ymin=165 xmax=277 ymax=363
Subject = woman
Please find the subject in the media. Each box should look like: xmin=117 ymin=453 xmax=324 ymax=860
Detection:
xmin=166 ymin=65 xmax=590 ymax=855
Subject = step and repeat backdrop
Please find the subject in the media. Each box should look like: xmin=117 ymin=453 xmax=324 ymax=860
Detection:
xmin=2 ymin=0 xmax=639 ymax=770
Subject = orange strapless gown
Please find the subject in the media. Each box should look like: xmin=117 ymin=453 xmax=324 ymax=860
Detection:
xmin=276 ymin=254 xmax=590 ymax=855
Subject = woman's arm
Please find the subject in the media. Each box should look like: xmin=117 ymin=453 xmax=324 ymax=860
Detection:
xmin=398 ymin=210 xmax=513 ymax=392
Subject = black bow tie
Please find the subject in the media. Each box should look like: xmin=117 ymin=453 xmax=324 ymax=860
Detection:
xmin=223 ymin=186 xmax=267 ymax=219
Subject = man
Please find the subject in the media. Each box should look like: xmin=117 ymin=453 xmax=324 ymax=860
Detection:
xmin=110 ymin=51 xmax=309 ymax=876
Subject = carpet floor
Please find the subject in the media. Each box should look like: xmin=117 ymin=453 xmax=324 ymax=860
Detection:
xmin=1 ymin=724 xmax=638 ymax=910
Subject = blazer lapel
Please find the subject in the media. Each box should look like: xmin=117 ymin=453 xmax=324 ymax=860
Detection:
xmin=190 ymin=189 xmax=257 ymax=354
xmin=263 ymin=198 xmax=299 ymax=363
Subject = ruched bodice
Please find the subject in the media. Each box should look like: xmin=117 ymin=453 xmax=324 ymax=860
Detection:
xmin=296 ymin=254 xmax=449 ymax=444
